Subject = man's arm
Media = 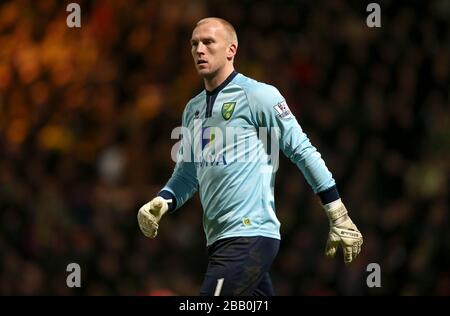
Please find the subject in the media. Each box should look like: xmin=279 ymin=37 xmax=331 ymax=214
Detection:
xmin=158 ymin=147 xmax=199 ymax=214
xmin=249 ymin=84 xmax=334 ymax=194
xmin=137 ymin=109 xmax=199 ymax=238
xmin=248 ymin=83 xmax=363 ymax=263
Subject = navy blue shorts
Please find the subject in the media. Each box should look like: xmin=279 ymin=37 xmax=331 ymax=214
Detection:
xmin=199 ymin=236 xmax=280 ymax=296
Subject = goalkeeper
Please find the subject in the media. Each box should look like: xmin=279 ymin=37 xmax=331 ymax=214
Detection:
xmin=137 ymin=17 xmax=363 ymax=296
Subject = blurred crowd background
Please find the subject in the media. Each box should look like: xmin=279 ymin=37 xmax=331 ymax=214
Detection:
xmin=0 ymin=0 xmax=448 ymax=295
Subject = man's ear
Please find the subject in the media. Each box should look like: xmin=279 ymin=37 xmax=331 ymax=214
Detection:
xmin=226 ymin=43 xmax=237 ymax=61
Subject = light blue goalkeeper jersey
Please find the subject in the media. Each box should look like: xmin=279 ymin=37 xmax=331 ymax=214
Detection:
xmin=161 ymin=71 xmax=335 ymax=246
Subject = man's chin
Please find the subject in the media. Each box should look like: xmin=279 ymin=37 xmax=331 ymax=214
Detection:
xmin=197 ymin=69 xmax=211 ymax=77
xmin=196 ymin=67 xmax=217 ymax=79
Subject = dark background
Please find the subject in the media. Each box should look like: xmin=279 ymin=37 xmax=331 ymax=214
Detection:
xmin=0 ymin=0 xmax=448 ymax=295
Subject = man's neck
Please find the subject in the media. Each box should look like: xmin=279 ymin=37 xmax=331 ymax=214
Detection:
xmin=204 ymin=66 xmax=235 ymax=92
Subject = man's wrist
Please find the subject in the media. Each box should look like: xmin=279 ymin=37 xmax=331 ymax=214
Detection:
xmin=322 ymin=198 xmax=348 ymax=226
xmin=158 ymin=190 xmax=176 ymax=213
xmin=317 ymin=185 xmax=340 ymax=205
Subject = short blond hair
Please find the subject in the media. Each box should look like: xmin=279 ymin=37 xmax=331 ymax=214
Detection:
xmin=196 ymin=17 xmax=238 ymax=46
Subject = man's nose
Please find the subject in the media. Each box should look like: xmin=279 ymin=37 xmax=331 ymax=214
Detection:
xmin=196 ymin=42 xmax=205 ymax=54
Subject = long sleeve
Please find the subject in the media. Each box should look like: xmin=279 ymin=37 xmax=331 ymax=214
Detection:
xmin=248 ymin=84 xmax=336 ymax=193
xmin=159 ymin=108 xmax=199 ymax=212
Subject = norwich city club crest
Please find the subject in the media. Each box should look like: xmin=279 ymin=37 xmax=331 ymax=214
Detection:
xmin=221 ymin=102 xmax=236 ymax=120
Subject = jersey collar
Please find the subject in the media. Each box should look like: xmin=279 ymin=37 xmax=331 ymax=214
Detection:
xmin=205 ymin=70 xmax=238 ymax=96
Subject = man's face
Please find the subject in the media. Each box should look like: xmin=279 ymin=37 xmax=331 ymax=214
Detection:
xmin=190 ymin=21 xmax=232 ymax=79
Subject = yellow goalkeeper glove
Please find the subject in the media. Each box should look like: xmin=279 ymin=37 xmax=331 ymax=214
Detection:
xmin=137 ymin=197 xmax=172 ymax=238
xmin=323 ymin=199 xmax=363 ymax=264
